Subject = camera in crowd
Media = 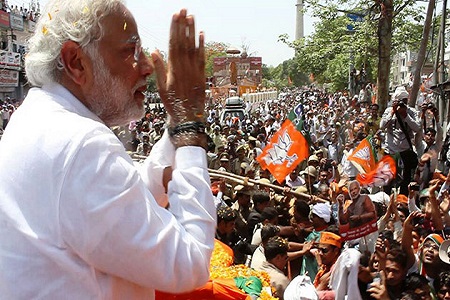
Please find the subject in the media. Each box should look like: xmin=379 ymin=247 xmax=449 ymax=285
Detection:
xmin=229 ymin=233 xmax=255 ymax=255
xmin=410 ymin=183 xmax=420 ymax=191
xmin=412 ymin=216 xmax=425 ymax=226
xmin=421 ymin=102 xmax=437 ymax=112
xmin=393 ymin=99 xmax=407 ymax=107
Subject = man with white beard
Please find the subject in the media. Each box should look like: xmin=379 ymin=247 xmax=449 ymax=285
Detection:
xmin=338 ymin=180 xmax=377 ymax=229
xmin=0 ymin=1 xmax=216 ymax=299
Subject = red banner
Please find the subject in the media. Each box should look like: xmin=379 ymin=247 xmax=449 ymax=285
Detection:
xmin=0 ymin=10 xmax=9 ymax=28
xmin=339 ymin=219 xmax=378 ymax=241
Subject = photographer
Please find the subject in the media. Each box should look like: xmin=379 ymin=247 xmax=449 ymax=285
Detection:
xmin=415 ymin=101 xmax=443 ymax=184
xmin=380 ymin=87 xmax=421 ymax=195
xmin=367 ymin=103 xmax=381 ymax=136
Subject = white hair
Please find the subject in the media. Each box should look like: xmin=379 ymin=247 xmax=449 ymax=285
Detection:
xmin=25 ymin=0 xmax=124 ymax=87
xmin=348 ymin=180 xmax=360 ymax=189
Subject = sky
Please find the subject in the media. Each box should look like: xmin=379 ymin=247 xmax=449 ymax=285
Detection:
xmin=126 ymin=0 xmax=316 ymax=67
xmin=20 ymin=0 xmax=316 ymax=67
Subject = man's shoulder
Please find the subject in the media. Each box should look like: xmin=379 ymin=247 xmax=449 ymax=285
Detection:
xmin=247 ymin=210 xmax=261 ymax=220
xmin=261 ymin=261 xmax=289 ymax=281
xmin=361 ymin=194 xmax=373 ymax=202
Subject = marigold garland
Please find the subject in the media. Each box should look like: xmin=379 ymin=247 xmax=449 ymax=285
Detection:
xmin=210 ymin=240 xmax=278 ymax=300
xmin=210 ymin=240 xmax=233 ymax=268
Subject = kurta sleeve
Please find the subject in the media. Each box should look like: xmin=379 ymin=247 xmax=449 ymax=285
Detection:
xmin=59 ymin=130 xmax=216 ymax=292
xmin=140 ymin=129 xmax=174 ymax=207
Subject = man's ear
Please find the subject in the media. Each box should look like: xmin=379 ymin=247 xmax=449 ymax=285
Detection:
xmin=59 ymin=40 xmax=91 ymax=86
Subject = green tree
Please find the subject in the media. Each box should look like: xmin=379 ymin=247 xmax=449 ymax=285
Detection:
xmin=279 ymin=0 xmax=428 ymax=97
xmin=265 ymin=59 xmax=309 ymax=89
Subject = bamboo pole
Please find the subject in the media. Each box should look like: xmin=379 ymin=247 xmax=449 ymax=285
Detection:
xmin=208 ymin=169 xmax=329 ymax=203
xmin=209 ymin=172 xmax=254 ymax=187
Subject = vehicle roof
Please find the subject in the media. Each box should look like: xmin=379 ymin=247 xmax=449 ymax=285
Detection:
xmin=225 ymin=96 xmax=244 ymax=107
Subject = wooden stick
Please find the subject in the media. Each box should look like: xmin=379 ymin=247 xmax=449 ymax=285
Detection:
xmin=209 ymin=172 xmax=255 ymax=187
xmin=287 ymin=260 xmax=292 ymax=281
xmin=208 ymin=168 xmax=329 ymax=203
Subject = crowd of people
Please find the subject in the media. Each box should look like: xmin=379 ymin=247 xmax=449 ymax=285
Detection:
xmin=112 ymin=84 xmax=450 ymax=299
xmin=2 ymin=0 xmax=450 ymax=298
xmin=0 ymin=0 xmax=41 ymax=21
xmin=0 ymin=1 xmax=216 ymax=299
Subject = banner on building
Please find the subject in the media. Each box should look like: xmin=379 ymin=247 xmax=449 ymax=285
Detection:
xmin=249 ymin=57 xmax=262 ymax=66
xmin=0 ymin=70 xmax=19 ymax=87
xmin=28 ymin=20 xmax=36 ymax=32
xmin=0 ymin=10 xmax=9 ymax=28
xmin=10 ymin=13 xmax=24 ymax=31
xmin=0 ymin=50 xmax=21 ymax=70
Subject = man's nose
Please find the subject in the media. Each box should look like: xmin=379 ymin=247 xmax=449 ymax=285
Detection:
xmin=138 ymin=53 xmax=154 ymax=77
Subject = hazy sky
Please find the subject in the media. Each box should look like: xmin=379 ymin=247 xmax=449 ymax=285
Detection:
xmin=17 ymin=0 xmax=316 ymax=67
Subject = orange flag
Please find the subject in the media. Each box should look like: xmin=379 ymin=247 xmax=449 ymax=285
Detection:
xmin=348 ymin=136 xmax=377 ymax=173
xmin=356 ymin=155 xmax=397 ymax=187
xmin=257 ymin=119 xmax=309 ymax=183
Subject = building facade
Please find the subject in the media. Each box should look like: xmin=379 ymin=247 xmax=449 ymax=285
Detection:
xmin=0 ymin=2 xmax=39 ymax=103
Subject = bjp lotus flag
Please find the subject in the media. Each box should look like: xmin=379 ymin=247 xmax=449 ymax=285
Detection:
xmin=257 ymin=119 xmax=309 ymax=183
xmin=348 ymin=136 xmax=377 ymax=173
xmin=357 ymin=155 xmax=397 ymax=187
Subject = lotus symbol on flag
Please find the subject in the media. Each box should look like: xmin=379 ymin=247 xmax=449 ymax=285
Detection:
xmin=262 ymin=130 xmax=298 ymax=167
xmin=256 ymin=119 xmax=309 ymax=184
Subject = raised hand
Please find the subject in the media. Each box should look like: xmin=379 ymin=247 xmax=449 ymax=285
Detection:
xmin=441 ymin=190 xmax=450 ymax=214
xmin=152 ymin=9 xmax=205 ymax=126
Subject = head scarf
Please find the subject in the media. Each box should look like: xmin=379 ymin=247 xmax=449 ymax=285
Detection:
xmin=312 ymin=203 xmax=331 ymax=223
xmin=418 ymin=233 xmax=444 ymax=276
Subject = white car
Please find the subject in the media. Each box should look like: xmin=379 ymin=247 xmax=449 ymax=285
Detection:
xmin=219 ymin=96 xmax=246 ymax=125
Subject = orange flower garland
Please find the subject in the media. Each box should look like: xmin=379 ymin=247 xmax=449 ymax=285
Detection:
xmin=210 ymin=240 xmax=278 ymax=300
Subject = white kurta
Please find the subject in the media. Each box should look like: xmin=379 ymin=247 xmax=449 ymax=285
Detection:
xmin=0 ymin=83 xmax=216 ymax=299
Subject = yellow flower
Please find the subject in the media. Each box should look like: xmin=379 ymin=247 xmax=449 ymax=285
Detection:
xmin=209 ymin=241 xmax=277 ymax=299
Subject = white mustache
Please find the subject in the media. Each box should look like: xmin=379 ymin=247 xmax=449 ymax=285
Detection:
xmin=133 ymin=81 xmax=148 ymax=93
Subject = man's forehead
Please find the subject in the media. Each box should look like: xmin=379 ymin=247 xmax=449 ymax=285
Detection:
xmin=100 ymin=5 xmax=138 ymax=40
xmin=385 ymin=260 xmax=402 ymax=270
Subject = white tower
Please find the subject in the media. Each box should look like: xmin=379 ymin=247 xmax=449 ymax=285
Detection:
xmin=295 ymin=0 xmax=304 ymax=40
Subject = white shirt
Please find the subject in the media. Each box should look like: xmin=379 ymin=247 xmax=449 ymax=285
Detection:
xmin=341 ymin=149 xmax=358 ymax=178
xmin=0 ymin=83 xmax=216 ymax=299
xmin=329 ymin=248 xmax=362 ymax=300
xmin=285 ymin=175 xmax=305 ymax=188
xmin=250 ymin=245 xmax=266 ymax=270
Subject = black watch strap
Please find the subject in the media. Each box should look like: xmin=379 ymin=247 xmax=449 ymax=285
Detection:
xmin=168 ymin=121 xmax=206 ymax=137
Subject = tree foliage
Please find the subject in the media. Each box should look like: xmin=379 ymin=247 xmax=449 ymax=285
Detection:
xmin=278 ymin=0 xmax=429 ymax=92
xmin=262 ymin=60 xmax=309 ymax=90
